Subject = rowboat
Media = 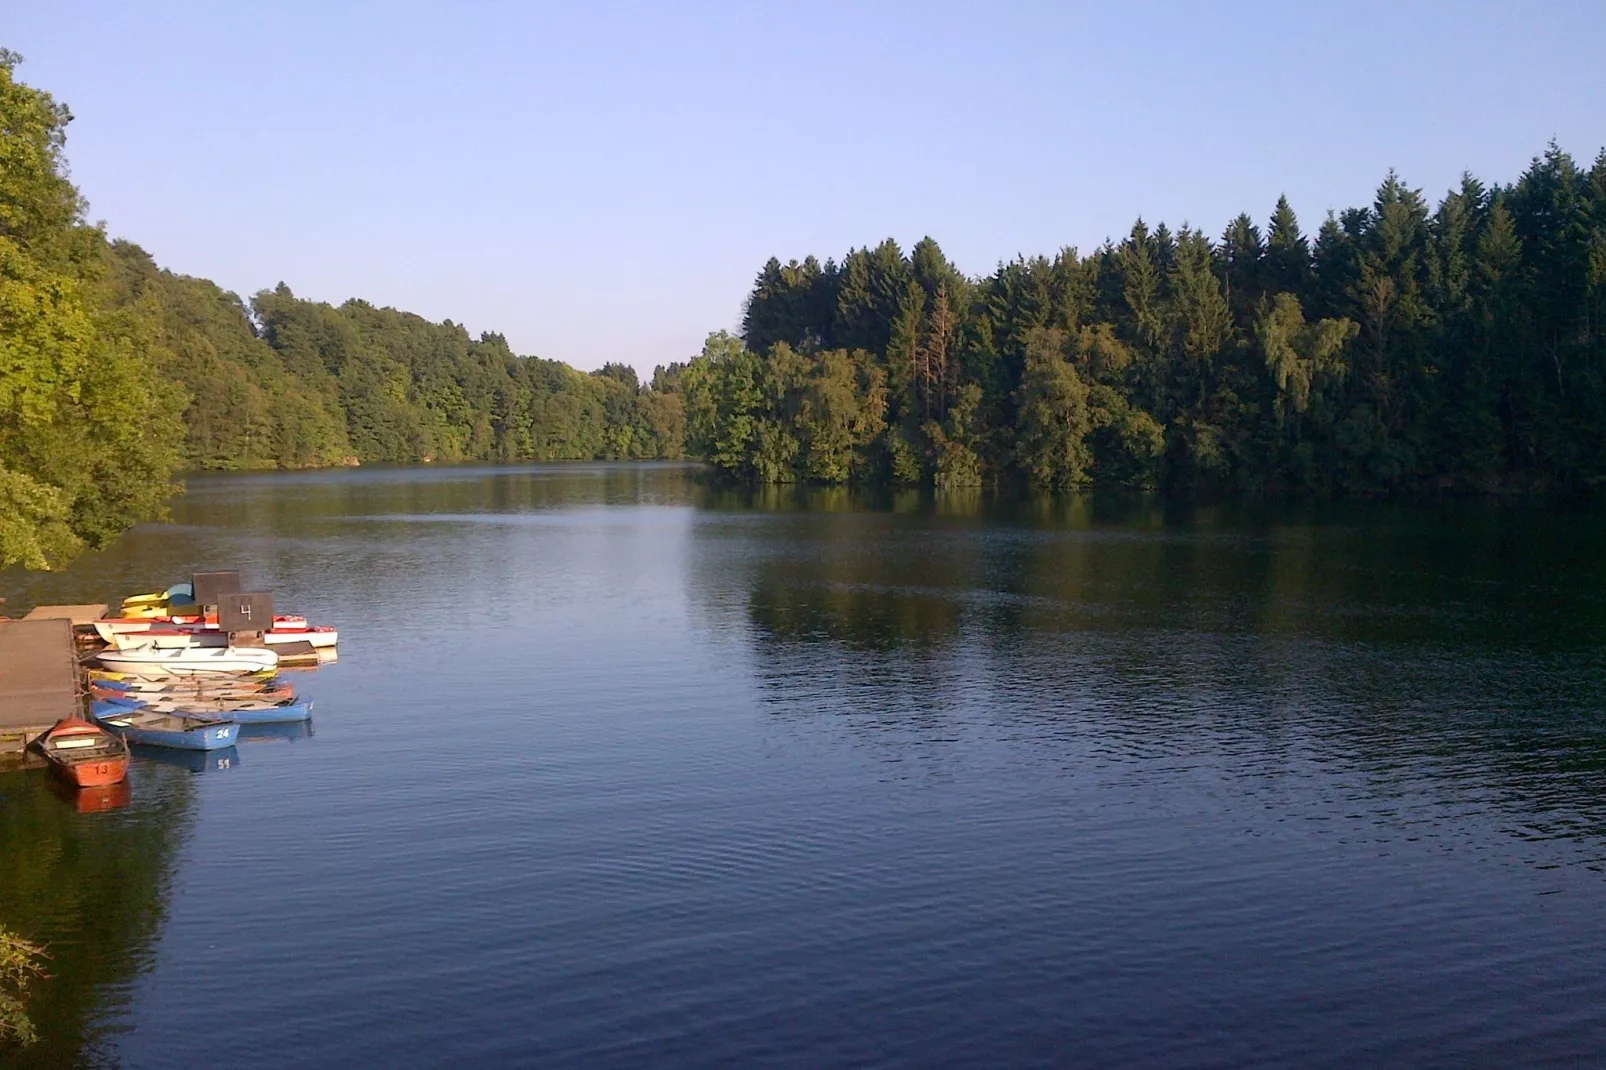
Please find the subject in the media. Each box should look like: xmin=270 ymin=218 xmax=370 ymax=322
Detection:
xmin=90 ymin=679 xmax=297 ymax=703
xmin=96 ymin=646 xmax=279 ymax=676
xmin=94 ymin=707 xmax=238 ymax=750
xmin=91 ymin=672 xmax=289 ymax=690
xmin=101 ymin=626 xmax=338 ymax=650
xmin=88 ymin=667 xmax=277 ymax=685
xmin=34 ymin=717 xmax=131 ymax=787
xmin=96 ymin=694 xmax=313 ymax=724
xmin=95 ymin=614 xmax=314 ymax=635
xmin=195 ymin=701 xmax=311 ymax=725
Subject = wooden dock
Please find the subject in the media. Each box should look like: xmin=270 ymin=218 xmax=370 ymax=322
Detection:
xmin=0 ymin=613 xmax=93 ymax=769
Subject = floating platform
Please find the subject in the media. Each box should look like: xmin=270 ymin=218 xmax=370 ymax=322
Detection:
xmin=21 ymin=604 xmax=108 ymax=624
xmin=0 ymin=618 xmax=82 ymax=767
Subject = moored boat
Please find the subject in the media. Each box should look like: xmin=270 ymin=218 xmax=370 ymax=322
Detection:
xmin=196 ymin=700 xmax=312 ymax=725
xmin=117 ymin=583 xmax=197 ymax=619
xmin=95 ymin=694 xmax=313 ymax=724
xmin=90 ymin=677 xmax=296 ymax=703
xmin=88 ymin=667 xmax=278 ymax=686
xmin=94 ymin=707 xmax=239 ymax=750
xmin=34 ymin=717 xmax=131 ymax=787
xmin=96 ymin=645 xmax=279 ymax=676
xmin=94 ymin=615 xmax=319 ymax=638
xmin=103 ymin=625 xmax=338 ymax=650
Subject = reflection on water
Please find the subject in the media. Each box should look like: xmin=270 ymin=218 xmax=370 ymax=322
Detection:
xmin=49 ymin=778 xmax=133 ymax=815
xmin=238 ymin=720 xmax=314 ymax=744
xmin=0 ymin=763 xmax=195 ymax=1068
xmin=698 ymin=493 xmax=1606 ymax=858
xmin=131 ymin=745 xmax=241 ymax=774
xmin=2 ymin=463 xmax=1606 ymax=1067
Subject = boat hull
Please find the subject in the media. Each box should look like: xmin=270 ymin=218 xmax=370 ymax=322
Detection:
xmin=35 ymin=718 xmax=131 ymax=787
xmin=104 ymin=720 xmax=239 ymax=751
xmin=214 ymin=700 xmax=312 ymax=724
xmin=96 ymin=646 xmax=280 ymax=676
xmin=96 ymin=614 xmax=310 ymax=635
xmin=91 ymin=680 xmax=297 ymax=703
xmin=96 ymin=695 xmax=312 ymax=723
xmin=60 ymin=756 xmax=131 ymax=788
xmin=103 ymin=626 xmax=337 ymax=650
xmin=89 ymin=669 xmax=280 ymax=688
xmin=94 ymin=705 xmax=240 ymax=750
xmin=96 ymin=616 xmax=330 ymax=645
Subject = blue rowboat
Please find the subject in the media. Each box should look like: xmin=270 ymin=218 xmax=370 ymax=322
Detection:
xmin=92 ymin=675 xmax=289 ymax=697
xmin=94 ymin=705 xmax=238 ymax=751
xmin=205 ymin=700 xmax=312 ymax=725
xmin=95 ymin=694 xmax=312 ymax=725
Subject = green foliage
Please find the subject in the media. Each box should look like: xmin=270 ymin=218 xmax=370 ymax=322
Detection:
xmin=102 ymin=245 xmax=349 ymax=470
xmin=683 ymin=335 xmax=890 ymax=484
xmin=0 ymin=465 xmax=78 ymax=569
xmin=1015 ymin=329 xmax=1093 ymax=488
xmin=0 ymin=925 xmax=45 ymax=1047
xmin=1 ymin=55 xmax=688 ymax=569
xmin=714 ymin=143 xmax=1606 ymax=495
xmin=1256 ymin=292 xmax=1357 ymax=427
xmin=0 ymin=50 xmax=82 ymax=268
xmin=0 ymin=54 xmax=184 ymax=568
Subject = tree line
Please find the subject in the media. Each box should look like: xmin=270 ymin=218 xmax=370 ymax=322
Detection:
xmin=5 ymin=48 xmax=1605 ymax=571
xmin=686 ymin=149 xmax=1606 ymax=495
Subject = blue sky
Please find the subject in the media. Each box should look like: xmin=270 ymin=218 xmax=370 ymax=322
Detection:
xmin=9 ymin=1 xmax=1606 ymax=373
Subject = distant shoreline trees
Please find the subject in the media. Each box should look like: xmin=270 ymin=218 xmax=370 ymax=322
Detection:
xmin=4 ymin=48 xmax=1604 ymax=571
xmin=0 ymin=53 xmax=686 ymax=569
xmin=688 ymin=150 xmax=1606 ymax=495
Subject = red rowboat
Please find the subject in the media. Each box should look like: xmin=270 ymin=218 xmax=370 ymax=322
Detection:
xmin=36 ymin=717 xmax=131 ymax=788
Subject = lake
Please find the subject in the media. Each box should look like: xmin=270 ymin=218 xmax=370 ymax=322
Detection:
xmin=3 ymin=463 xmax=1605 ymax=1068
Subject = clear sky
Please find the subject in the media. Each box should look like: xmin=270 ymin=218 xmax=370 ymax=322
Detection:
xmin=8 ymin=1 xmax=1605 ymax=374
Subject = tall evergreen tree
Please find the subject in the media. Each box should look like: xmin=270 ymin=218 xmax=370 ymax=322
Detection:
xmin=1264 ymin=195 xmax=1312 ymax=297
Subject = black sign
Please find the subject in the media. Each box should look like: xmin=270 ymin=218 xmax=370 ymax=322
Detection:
xmin=217 ymin=592 xmax=274 ymax=633
xmin=193 ymin=571 xmax=244 ymax=607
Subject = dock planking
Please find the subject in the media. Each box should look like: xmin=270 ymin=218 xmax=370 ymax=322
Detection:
xmin=0 ymin=617 xmax=84 ymax=766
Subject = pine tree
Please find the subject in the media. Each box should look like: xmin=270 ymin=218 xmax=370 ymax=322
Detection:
xmin=1218 ymin=213 xmax=1264 ymax=326
xmin=1264 ymin=195 xmax=1312 ymax=298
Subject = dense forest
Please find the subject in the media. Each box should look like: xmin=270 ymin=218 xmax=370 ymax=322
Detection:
xmin=4 ymin=50 xmax=1605 ymax=571
xmin=0 ymin=53 xmax=683 ymax=569
xmin=688 ymin=152 xmax=1606 ymax=495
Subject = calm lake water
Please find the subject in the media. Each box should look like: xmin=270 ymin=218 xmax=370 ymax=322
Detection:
xmin=3 ymin=463 xmax=1606 ymax=1068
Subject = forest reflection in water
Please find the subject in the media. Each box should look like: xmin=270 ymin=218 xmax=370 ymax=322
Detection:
xmin=0 ymin=764 xmax=196 ymax=1069
xmin=689 ymin=484 xmax=1606 ymax=864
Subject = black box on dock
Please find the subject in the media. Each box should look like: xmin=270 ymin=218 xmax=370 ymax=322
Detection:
xmin=193 ymin=571 xmax=244 ymax=607
xmin=217 ymin=592 xmax=274 ymax=634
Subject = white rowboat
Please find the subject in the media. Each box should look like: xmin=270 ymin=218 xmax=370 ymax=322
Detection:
xmin=102 ymin=627 xmax=338 ymax=651
xmin=96 ymin=646 xmax=280 ymax=676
